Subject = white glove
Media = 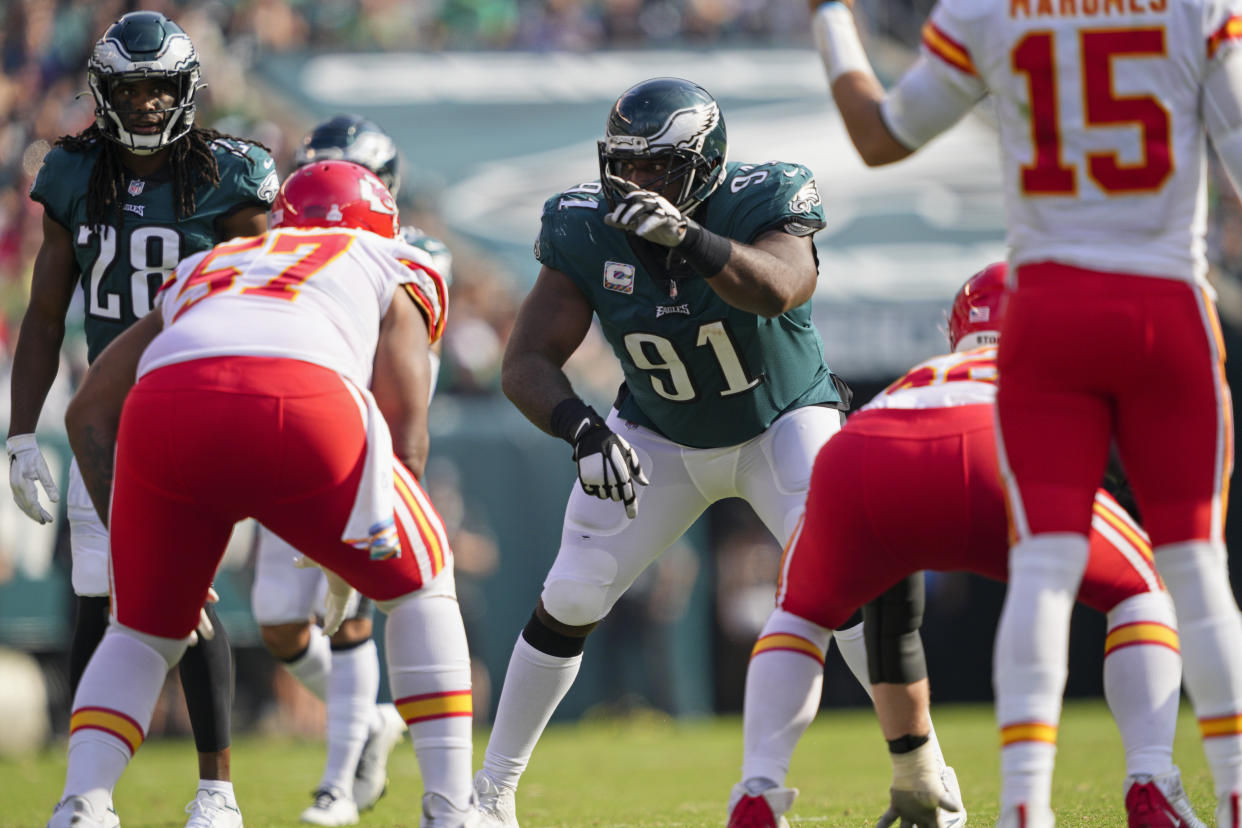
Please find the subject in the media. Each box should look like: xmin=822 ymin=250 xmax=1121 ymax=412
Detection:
xmin=188 ymin=587 xmax=220 ymax=646
xmin=875 ymin=743 xmax=962 ymax=828
xmin=603 ymin=180 xmax=688 ymax=248
xmin=571 ymin=418 xmax=650 ymax=519
xmin=293 ymin=554 xmax=356 ymax=636
xmin=6 ymin=433 xmax=59 ymax=524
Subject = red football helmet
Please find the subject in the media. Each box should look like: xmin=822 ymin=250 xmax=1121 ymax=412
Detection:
xmin=271 ymin=159 xmax=399 ymax=238
xmin=948 ymin=262 xmax=1008 ymax=351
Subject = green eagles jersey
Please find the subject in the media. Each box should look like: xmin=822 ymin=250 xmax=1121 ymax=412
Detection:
xmin=535 ymin=160 xmax=842 ymax=449
xmin=30 ymin=137 xmax=279 ymax=362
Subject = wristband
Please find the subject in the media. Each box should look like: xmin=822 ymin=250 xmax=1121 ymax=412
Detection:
xmin=813 ymin=1 xmax=872 ymax=85
xmin=550 ymin=397 xmax=602 ymax=446
xmin=678 ymin=220 xmax=732 ymax=278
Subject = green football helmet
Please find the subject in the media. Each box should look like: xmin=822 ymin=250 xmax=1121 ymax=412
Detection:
xmin=87 ymin=11 xmax=202 ymax=155
xmin=598 ymin=77 xmax=728 ymax=215
xmin=295 ymin=115 xmax=401 ymax=197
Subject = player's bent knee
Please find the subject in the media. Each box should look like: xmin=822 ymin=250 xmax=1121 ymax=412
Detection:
xmin=331 ymin=617 xmax=373 ymax=647
xmin=521 ymin=609 xmax=591 ymax=658
xmin=540 ymin=577 xmax=610 ymax=628
xmin=863 ymin=574 xmax=927 ymax=684
xmin=260 ymin=621 xmax=311 ymax=660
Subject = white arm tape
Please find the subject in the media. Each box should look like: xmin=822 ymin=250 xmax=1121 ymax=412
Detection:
xmin=812 ymin=2 xmax=875 ymax=85
xmin=1205 ymin=47 xmax=1242 ymax=198
xmin=881 ymin=55 xmax=986 ymax=150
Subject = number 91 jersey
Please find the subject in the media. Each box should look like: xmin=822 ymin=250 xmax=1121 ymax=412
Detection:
xmin=920 ymin=0 xmax=1242 ymax=282
xmin=535 ymin=160 xmax=843 ymax=449
xmin=29 ymin=138 xmax=279 ymax=362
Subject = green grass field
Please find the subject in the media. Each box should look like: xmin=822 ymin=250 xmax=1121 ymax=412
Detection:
xmin=1 ymin=699 xmax=1216 ymax=827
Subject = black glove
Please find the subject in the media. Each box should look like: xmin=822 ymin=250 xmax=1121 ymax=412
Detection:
xmin=552 ymin=398 xmax=650 ymax=519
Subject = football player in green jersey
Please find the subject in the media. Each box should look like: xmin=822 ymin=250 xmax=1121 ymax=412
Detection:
xmin=472 ymin=77 xmax=959 ymax=828
xmin=247 ymin=114 xmax=456 ymax=826
xmin=8 ymin=12 xmax=275 ymax=828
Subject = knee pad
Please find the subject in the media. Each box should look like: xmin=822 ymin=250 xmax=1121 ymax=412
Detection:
xmin=521 ymin=610 xmax=590 ymax=658
xmin=863 ymin=573 xmax=927 ymax=684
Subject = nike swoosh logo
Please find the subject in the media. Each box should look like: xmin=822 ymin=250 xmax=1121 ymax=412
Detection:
xmin=939 ymin=813 xmax=966 ymax=828
xmin=1163 ymin=807 xmax=1183 ymax=825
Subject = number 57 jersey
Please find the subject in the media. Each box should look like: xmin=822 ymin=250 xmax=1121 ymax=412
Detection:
xmin=918 ymin=0 xmax=1242 ymax=283
xmin=138 ymin=226 xmax=446 ymax=387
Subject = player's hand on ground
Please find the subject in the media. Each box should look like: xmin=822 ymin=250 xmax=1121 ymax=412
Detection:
xmin=875 ymin=783 xmax=962 ymax=827
xmin=188 ymin=587 xmax=220 ymax=646
xmin=603 ymin=177 xmax=688 ymax=248
xmin=572 ymin=420 xmax=650 ymax=519
xmin=6 ymin=433 xmax=59 ymax=524
xmin=320 ymin=569 xmax=355 ymax=637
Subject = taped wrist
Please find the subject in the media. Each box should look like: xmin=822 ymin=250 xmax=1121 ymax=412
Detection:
xmin=550 ymin=397 xmax=604 ymax=447
xmin=677 ymin=220 xmax=732 ymax=278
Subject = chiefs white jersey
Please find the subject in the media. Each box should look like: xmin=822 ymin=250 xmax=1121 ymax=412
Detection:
xmin=862 ymin=346 xmax=998 ymax=411
xmin=139 ymin=227 xmax=447 ymax=386
xmin=912 ymin=0 xmax=1242 ymax=284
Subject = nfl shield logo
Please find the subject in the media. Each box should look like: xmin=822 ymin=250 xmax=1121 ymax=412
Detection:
xmin=127 ymin=179 xmax=145 ymax=197
xmin=603 ymin=261 xmax=635 ymax=294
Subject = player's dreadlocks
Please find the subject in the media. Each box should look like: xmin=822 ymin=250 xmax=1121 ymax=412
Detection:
xmin=54 ymin=124 xmax=271 ymax=231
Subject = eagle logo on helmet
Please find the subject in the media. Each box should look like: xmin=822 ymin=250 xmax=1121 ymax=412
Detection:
xmin=648 ymin=102 xmax=722 ymax=155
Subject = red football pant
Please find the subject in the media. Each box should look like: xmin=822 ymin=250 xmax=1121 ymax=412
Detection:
xmin=108 ymin=357 xmax=448 ymax=638
xmin=996 ymin=262 xmax=1232 ymax=547
xmin=778 ymin=405 xmax=1160 ymax=629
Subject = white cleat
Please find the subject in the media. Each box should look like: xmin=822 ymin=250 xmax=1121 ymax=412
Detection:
xmin=473 ymin=770 xmax=519 ymax=828
xmin=726 ymin=778 xmax=798 ymax=828
xmin=300 ymin=787 xmax=359 ymax=826
xmin=421 ymin=793 xmax=483 ymax=828
xmin=183 ymin=790 xmax=243 ymax=828
xmin=352 ymin=703 xmax=406 ymax=811
xmin=939 ymin=766 xmax=967 ymax=827
xmin=47 ymin=796 xmax=120 ymax=828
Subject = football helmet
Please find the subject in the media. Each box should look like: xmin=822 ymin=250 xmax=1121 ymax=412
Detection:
xmin=598 ymin=77 xmax=728 ymax=215
xmin=295 ymin=115 xmax=401 ymax=196
xmin=948 ymin=262 xmax=1008 ymax=352
xmin=272 ymin=160 xmax=400 ymax=239
xmin=87 ymin=11 xmax=202 ymax=155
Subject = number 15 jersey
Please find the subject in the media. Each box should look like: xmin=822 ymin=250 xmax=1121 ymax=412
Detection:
xmin=905 ymin=0 xmax=1242 ymax=284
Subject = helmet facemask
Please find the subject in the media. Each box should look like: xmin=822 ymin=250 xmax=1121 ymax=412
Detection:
xmin=86 ymin=12 xmax=202 ymax=155
xmin=598 ymin=142 xmax=721 ymax=216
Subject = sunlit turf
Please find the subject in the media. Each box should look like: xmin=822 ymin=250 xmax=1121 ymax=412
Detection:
xmin=3 ymin=699 xmax=1214 ymax=826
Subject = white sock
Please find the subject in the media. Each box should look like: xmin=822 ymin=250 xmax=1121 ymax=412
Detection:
xmin=1102 ymin=592 xmax=1181 ymax=777
xmin=481 ymin=634 xmax=583 ymax=791
xmin=321 ymin=639 xmax=381 ymax=795
xmin=196 ymin=779 xmax=237 ymax=806
xmin=994 ymin=533 xmax=1089 ymax=814
xmin=1156 ymin=541 xmax=1242 ymax=799
xmin=64 ymin=627 xmax=177 ymax=804
xmin=386 ymin=591 xmax=473 ymax=810
xmin=284 ymin=625 xmax=331 ymax=702
xmin=741 ymin=610 xmax=830 ymax=785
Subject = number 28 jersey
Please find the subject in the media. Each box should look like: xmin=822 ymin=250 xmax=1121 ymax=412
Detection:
xmin=915 ymin=0 xmax=1242 ymax=283
xmin=29 ymin=139 xmax=279 ymax=362
xmin=138 ymin=227 xmax=446 ymax=387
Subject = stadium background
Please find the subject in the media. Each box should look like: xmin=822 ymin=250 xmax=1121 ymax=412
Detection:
xmin=1 ymin=0 xmax=1241 ymax=754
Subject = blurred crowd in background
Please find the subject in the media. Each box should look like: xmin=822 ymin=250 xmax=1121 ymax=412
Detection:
xmin=5 ymin=0 xmax=1242 ymax=754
